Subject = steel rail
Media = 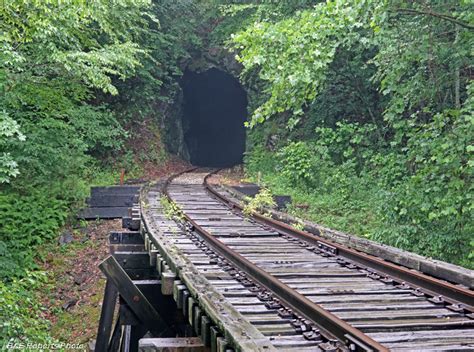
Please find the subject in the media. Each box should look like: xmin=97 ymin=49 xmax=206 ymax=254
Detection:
xmin=165 ymin=170 xmax=388 ymax=352
xmin=203 ymin=171 xmax=474 ymax=311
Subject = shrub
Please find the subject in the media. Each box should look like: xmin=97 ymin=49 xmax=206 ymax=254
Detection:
xmin=243 ymin=188 xmax=276 ymax=217
xmin=244 ymin=144 xmax=276 ymax=176
xmin=0 ymin=192 xmax=68 ymax=279
xmin=0 ymin=271 xmax=56 ymax=346
xmin=278 ymin=141 xmax=315 ymax=186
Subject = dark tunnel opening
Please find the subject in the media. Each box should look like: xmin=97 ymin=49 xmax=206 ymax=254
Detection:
xmin=181 ymin=68 xmax=247 ymax=167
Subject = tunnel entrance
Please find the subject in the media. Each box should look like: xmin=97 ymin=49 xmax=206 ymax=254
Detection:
xmin=181 ymin=68 xmax=247 ymax=167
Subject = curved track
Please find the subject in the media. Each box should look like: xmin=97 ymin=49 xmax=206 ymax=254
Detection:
xmin=149 ymin=169 xmax=474 ymax=351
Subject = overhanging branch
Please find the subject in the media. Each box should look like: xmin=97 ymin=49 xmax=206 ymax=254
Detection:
xmin=395 ymin=8 xmax=474 ymax=30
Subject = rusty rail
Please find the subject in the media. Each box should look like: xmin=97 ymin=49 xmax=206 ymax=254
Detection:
xmin=164 ymin=169 xmax=388 ymax=351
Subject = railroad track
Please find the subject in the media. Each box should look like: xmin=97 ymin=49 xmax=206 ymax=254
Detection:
xmin=139 ymin=168 xmax=474 ymax=351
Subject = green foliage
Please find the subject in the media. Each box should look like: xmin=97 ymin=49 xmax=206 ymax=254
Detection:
xmin=277 ymin=142 xmax=315 ymax=186
xmin=0 ymin=192 xmax=68 ymax=279
xmin=372 ymin=1 xmax=473 ymax=131
xmin=0 ymin=111 xmax=25 ymax=183
xmin=231 ymin=1 xmax=378 ymax=126
xmin=291 ymin=221 xmax=305 ymax=232
xmin=0 ymin=0 xmax=161 ymax=280
xmin=243 ymin=188 xmax=276 ymax=218
xmin=371 ymin=92 xmax=474 ymax=266
xmin=0 ymin=271 xmax=57 ymax=346
xmin=314 ymin=122 xmax=379 ymax=170
xmin=0 ymin=0 xmax=156 ymax=185
xmin=244 ymin=144 xmax=277 ymax=177
xmin=209 ymin=2 xmax=315 ymax=48
xmin=303 ymin=45 xmax=382 ymax=133
xmin=247 ymin=148 xmax=379 ymax=239
xmin=231 ymin=1 xmax=472 ymax=127
xmin=161 ymin=196 xmax=185 ymax=223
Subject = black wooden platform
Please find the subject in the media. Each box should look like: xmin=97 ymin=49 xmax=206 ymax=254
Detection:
xmin=231 ymin=184 xmax=261 ymax=197
xmin=78 ymin=186 xmax=140 ymax=220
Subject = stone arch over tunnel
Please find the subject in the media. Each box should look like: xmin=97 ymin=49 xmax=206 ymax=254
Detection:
xmin=181 ymin=68 xmax=247 ymax=167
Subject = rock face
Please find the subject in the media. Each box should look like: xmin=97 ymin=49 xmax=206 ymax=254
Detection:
xmin=188 ymin=46 xmax=243 ymax=77
xmin=161 ymin=88 xmax=189 ymax=159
